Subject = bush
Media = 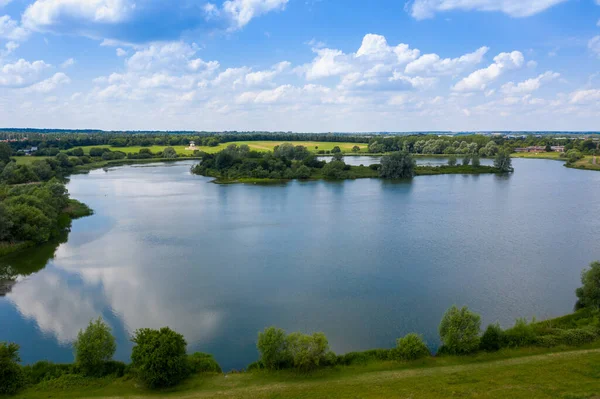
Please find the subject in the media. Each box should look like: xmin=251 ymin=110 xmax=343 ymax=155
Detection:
xmin=73 ymin=318 xmax=116 ymax=376
xmin=538 ymin=327 xmax=598 ymax=347
xmin=337 ymin=349 xmax=393 ymax=366
xmin=480 ymin=323 xmax=505 ymax=351
xmin=448 ymin=155 xmax=457 ymax=166
xmin=22 ymin=361 xmax=74 ymax=384
xmin=575 ymin=261 xmax=600 ymax=310
xmin=395 ymin=333 xmax=430 ymax=361
xmin=504 ymin=318 xmax=537 ymax=347
xmin=131 ymin=327 xmax=189 ymax=388
xmin=439 ymin=306 xmax=481 ymax=355
xmin=286 ymin=332 xmax=330 ymax=372
xmin=187 ymin=352 xmax=222 ymax=374
xmin=0 ymin=342 xmax=26 ymax=395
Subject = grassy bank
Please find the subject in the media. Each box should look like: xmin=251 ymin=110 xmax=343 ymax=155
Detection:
xmin=12 ymin=344 xmax=600 ymax=399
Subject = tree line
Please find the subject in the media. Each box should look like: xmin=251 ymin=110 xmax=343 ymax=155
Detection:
xmin=3 ymin=131 xmax=598 ymax=157
xmin=2 ymin=261 xmax=598 ymax=395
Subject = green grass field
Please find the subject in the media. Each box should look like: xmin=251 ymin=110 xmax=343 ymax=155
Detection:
xmin=13 ymin=345 xmax=600 ymax=399
xmin=72 ymin=141 xmax=368 ymax=155
xmin=13 ymin=156 xmax=50 ymax=165
xmin=510 ymin=152 xmax=563 ymax=160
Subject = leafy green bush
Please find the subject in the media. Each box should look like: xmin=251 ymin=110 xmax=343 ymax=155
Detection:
xmin=504 ymin=318 xmax=537 ymax=347
xmin=286 ymin=332 xmax=330 ymax=372
xmin=131 ymin=327 xmax=189 ymax=388
xmin=480 ymin=323 xmax=505 ymax=351
xmin=22 ymin=361 xmax=74 ymax=384
xmin=439 ymin=306 xmax=481 ymax=355
xmin=336 ymin=349 xmax=393 ymax=366
xmin=257 ymin=327 xmax=290 ymax=370
xmin=395 ymin=333 xmax=430 ymax=361
xmin=187 ymin=352 xmax=222 ymax=374
xmin=538 ymin=328 xmax=598 ymax=347
xmin=0 ymin=342 xmax=26 ymax=395
xmin=73 ymin=318 xmax=116 ymax=376
xmin=575 ymin=261 xmax=600 ymax=310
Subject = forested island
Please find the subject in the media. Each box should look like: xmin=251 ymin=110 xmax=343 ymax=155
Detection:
xmin=190 ymin=143 xmax=512 ymax=183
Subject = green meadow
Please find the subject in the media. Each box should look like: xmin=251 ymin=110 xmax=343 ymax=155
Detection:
xmin=70 ymin=141 xmax=369 ymax=155
xmin=13 ymin=345 xmax=600 ymax=399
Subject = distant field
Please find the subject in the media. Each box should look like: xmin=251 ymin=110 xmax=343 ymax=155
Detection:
xmin=71 ymin=141 xmax=368 ymax=155
xmin=14 ymin=156 xmax=50 ymax=165
xmin=511 ymin=152 xmax=563 ymax=159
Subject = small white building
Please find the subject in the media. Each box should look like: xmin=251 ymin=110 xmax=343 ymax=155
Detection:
xmin=186 ymin=141 xmax=197 ymax=151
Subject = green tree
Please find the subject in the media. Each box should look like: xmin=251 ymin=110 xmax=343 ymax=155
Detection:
xmin=352 ymin=145 xmax=361 ymax=153
xmin=462 ymin=155 xmax=471 ymax=166
xmin=0 ymin=143 xmax=11 ymax=163
xmin=257 ymin=327 xmax=289 ymax=370
xmin=286 ymin=332 xmax=330 ymax=372
xmin=448 ymin=155 xmax=457 ymax=166
xmin=471 ymin=154 xmax=481 ymax=167
xmin=395 ymin=333 xmax=430 ymax=361
xmin=331 ymin=152 xmax=344 ymax=162
xmin=379 ymin=152 xmax=415 ymax=179
xmin=331 ymin=146 xmax=341 ymax=154
xmin=73 ymin=317 xmax=116 ymax=376
xmin=0 ymin=342 xmax=25 ymax=395
xmin=439 ymin=305 xmax=481 ymax=354
xmin=131 ymin=327 xmax=189 ymax=388
xmin=480 ymin=323 xmax=505 ymax=351
xmin=0 ymin=203 xmax=12 ymax=241
xmin=494 ymin=151 xmax=513 ymax=173
xmin=72 ymin=147 xmax=85 ymax=157
xmin=162 ymin=147 xmax=178 ymax=159
xmin=575 ymin=261 xmax=600 ymax=310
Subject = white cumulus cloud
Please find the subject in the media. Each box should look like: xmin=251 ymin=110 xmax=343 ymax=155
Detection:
xmin=409 ymin=0 xmax=569 ymax=20
xmin=405 ymin=46 xmax=488 ymax=75
xmin=23 ymin=0 xmax=134 ymax=30
xmin=453 ymin=50 xmax=524 ymax=92
xmin=0 ymin=58 xmax=51 ymax=87
xmin=501 ymin=71 xmax=559 ymax=94
xmin=589 ymin=36 xmax=600 ymax=58
xmin=223 ymin=0 xmax=288 ymax=29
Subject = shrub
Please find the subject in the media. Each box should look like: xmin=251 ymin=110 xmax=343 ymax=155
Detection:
xmin=22 ymin=361 xmax=74 ymax=384
xmin=448 ymin=155 xmax=457 ymax=166
xmin=336 ymin=349 xmax=393 ymax=366
xmin=395 ymin=333 xmax=430 ymax=361
xmin=575 ymin=261 xmax=600 ymax=310
xmin=187 ymin=352 xmax=222 ymax=374
xmin=504 ymin=318 xmax=537 ymax=347
xmin=0 ymin=342 xmax=26 ymax=395
xmin=538 ymin=327 xmax=598 ymax=347
xmin=286 ymin=332 xmax=330 ymax=372
xmin=73 ymin=318 xmax=116 ymax=376
xmin=439 ymin=306 xmax=481 ymax=355
xmin=257 ymin=327 xmax=290 ymax=370
xmin=131 ymin=327 xmax=189 ymax=388
xmin=480 ymin=323 xmax=505 ymax=351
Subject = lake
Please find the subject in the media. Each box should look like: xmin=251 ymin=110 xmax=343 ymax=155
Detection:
xmin=317 ymin=155 xmax=494 ymax=166
xmin=1 ymin=158 xmax=600 ymax=370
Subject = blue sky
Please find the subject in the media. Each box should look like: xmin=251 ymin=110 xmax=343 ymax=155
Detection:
xmin=0 ymin=0 xmax=599 ymax=131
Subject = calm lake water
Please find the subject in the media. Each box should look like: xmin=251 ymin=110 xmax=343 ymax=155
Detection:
xmin=2 ymin=158 xmax=600 ymax=370
xmin=318 ymin=155 xmax=494 ymax=166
